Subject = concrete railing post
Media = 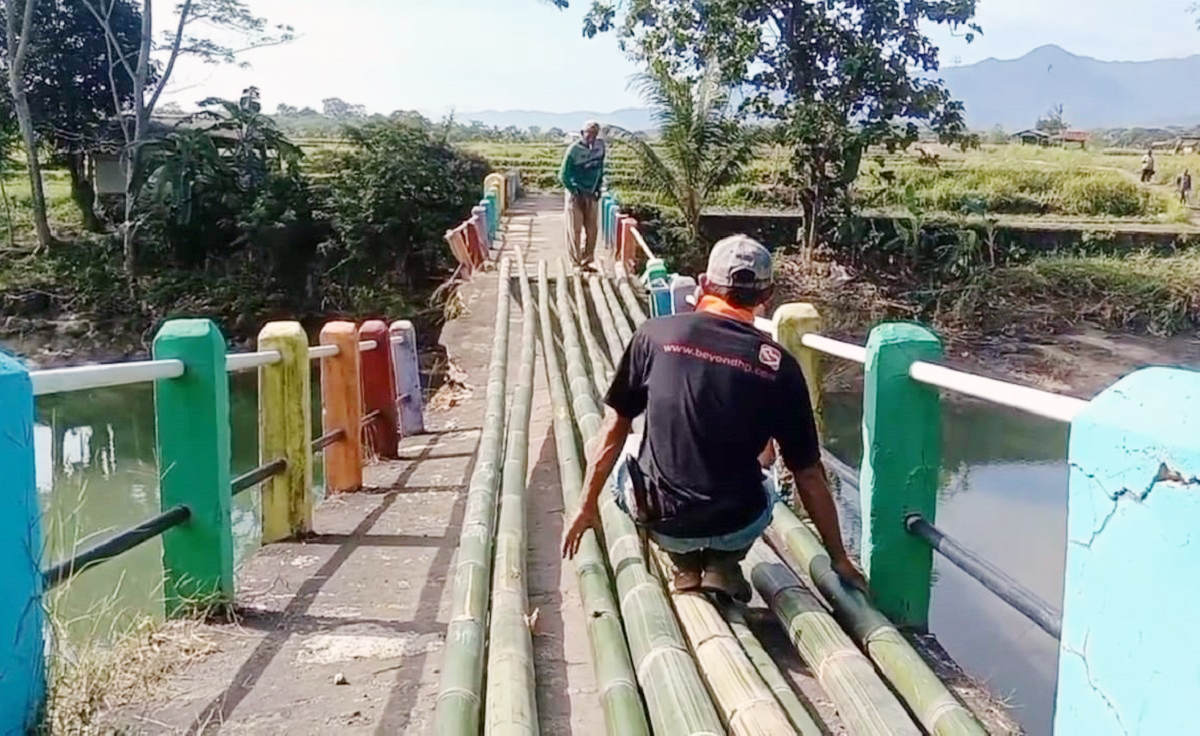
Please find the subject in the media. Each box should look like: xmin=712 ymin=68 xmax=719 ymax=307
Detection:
xmin=320 ymin=321 xmax=363 ymax=494
xmin=390 ymin=320 xmax=426 ymax=436
xmin=859 ymin=322 xmax=943 ymax=629
xmin=258 ymin=321 xmax=314 ymax=543
xmin=774 ymin=304 xmax=824 ymax=440
xmin=153 ymin=318 xmax=235 ymax=615
xmin=472 ymin=205 xmax=490 ymax=252
xmin=1054 ymin=367 xmax=1200 ymax=734
xmin=359 ymin=320 xmax=399 ymax=460
xmin=0 ymin=352 xmax=45 ymax=732
xmin=485 ymin=172 xmax=506 ymax=215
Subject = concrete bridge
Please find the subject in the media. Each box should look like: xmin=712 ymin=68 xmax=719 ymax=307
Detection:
xmin=1 ymin=174 xmax=1196 ymax=734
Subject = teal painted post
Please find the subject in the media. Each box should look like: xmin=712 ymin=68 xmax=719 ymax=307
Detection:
xmin=1055 ymin=367 xmax=1200 ymax=735
xmin=486 ymin=193 xmax=499 ymax=237
xmin=153 ymin=319 xmax=235 ymax=616
xmin=859 ymin=322 xmax=943 ymax=629
xmin=0 ymin=352 xmax=45 ymax=732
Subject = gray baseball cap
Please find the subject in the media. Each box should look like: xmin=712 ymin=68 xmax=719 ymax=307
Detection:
xmin=705 ymin=235 xmax=773 ymax=289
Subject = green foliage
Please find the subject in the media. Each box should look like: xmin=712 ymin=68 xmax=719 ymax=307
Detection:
xmin=308 ymin=120 xmax=490 ymax=295
xmin=613 ymin=58 xmax=757 ymax=243
xmin=561 ymin=0 xmax=980 ymax=248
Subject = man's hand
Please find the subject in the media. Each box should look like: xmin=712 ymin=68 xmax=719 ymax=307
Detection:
xmin=562 ymin=500 xmax=601 ymax=559
xmin=832 ymin=554 xmax=869 ymax=596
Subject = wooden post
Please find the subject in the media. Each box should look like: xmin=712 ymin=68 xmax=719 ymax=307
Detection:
xmin=359 ymin=320 xmax=399 ymax=460
xmin=1055 ymin=367 xmax=1200 ymax=734
xmin=0 ymin=352 xmax=45 ymax=732
xmin=390 ymin=320 xmax=426 ymax=436
xmin=320 ymin=321 xmax=363 ymax=494
xmin=774 ymin=303 xmax=824 ymax=440
xmin=258 ymin=321 xmax=313 ymax=543
xmin=153 ymin=318 xmax=235 ymax=615
xmin=859 ymin=322 xmax=943 ymax=629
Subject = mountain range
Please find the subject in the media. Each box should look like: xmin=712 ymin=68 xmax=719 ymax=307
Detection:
xmin=459 ymin=46 xmax=1200 ymax=133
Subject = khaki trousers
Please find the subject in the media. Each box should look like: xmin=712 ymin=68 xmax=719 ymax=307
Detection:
xmin=566 ymin=191 xmax=599 ymax=266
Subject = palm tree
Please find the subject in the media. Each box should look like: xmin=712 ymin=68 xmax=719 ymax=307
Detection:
xmin=611 ymin=59 xmax=757 ymax=243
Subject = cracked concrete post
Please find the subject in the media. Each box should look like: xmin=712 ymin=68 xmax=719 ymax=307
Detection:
xmin=1055 ymin=366 xmax=1200 ymax=734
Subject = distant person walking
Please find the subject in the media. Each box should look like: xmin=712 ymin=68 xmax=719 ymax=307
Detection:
xmin=1179 ymin=169 xmax=1193 ymax=204
xmin=1141 ymin=149 xmax=1156 ymax=183
xmin=559 ymin=121 xmax=607 ymax=269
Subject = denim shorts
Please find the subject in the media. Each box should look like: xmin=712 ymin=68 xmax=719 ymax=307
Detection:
xmin=612 ymin=457 xmax=781 ymax=555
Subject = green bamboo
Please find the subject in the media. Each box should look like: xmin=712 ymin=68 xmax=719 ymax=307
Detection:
xmin=558 ymin=259 xmax=724 ymax=736
xmin=486 ymin=249 xmax=540 ymax=735
xmin=611 ymin=265 xmax=649 ymax=327
xmin=747 ymin=542 xmax=922 ymax=736
xmin=436 ymin=257 xmax=513 ymax=735
xmin=537 ymin=261 xmax=650 ymax=736
xmin=596 ymin=274 xmax=634 ymax=347
xmin=582 ymin=271 xmax=625 ymax=366
xmin=562 ymin=261 xmax=613 ymax=395
xmin=768 ymin=504 xmax=988 ymax=736
xmin=718 ymin=601 xmax=824 ymax=736
xmin=647 ymin=546 xmax=799 ymax=736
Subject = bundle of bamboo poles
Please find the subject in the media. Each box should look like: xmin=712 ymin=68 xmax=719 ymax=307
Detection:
xmin=485 ymin=249 xmax=540 ymax=734
xmin=435 ymin=258 xmax=513 ymax=734
xmin=536 ymin=262 xmax=650 ymax=736
xmin=747 ymin=541 xmax=922 ymax=736
xmin=768 ymin=504 xmax=988 ymax=735
xmin=554 ymin=259 xmax=726 ymax=736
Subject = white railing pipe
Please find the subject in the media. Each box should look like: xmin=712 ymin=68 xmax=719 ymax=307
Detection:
xmin=225 ymin=350 xmax=283 ymax=373
xmin=908 ymin=361 xmax=1086 ymax=423
xmin=30 ymin=360 xmax=186 ymax=397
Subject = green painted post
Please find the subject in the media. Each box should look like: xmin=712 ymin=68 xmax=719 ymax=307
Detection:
xmin=859 ymin=322 xmax=943 ymax=629
xmin=153 ymin=319 xmax=235 ymax=616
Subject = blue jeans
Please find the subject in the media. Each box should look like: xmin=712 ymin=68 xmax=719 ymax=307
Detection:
xmin=612 ymin=450 xmax=780 ymax=555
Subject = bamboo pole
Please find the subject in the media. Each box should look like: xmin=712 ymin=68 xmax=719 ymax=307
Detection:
xmin=557 ymin=259 xmax=724 ymax=736
xmin=718 ymin=601 xmax=824 ymax=736
xmin=747 ymin=542 xmax=922 ymax=736
xmin=646 ymin=546 xmax=799 ymax=736
xmin=767 ymin=504 xmax=988 ymax=736
xmin=561 ymin=261 xmax=612 ymax=396
xmin=596 ymin=274 xmax=634 ymax=347
xmin=611 ymin=265 xmax=649 ymax=327
xmin=582 ymin=271 xmax=625 ymax=366
xmin=436 ymin=258 xmax=513 ymax=734
xmin=485 ymin=250 xmax=540 ymax=735
xmin=537 ymin=261 xmax=650 ymax=736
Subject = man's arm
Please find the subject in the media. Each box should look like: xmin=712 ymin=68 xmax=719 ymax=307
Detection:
xmin=563 ymin=407 xmax=632 ymax=558
xmin=559 ymin=146 xmax=576 ymax=194
xmin=783 ymin=456 xmax=868 ymax=592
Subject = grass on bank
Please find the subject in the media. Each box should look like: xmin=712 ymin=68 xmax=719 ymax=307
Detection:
xmin=775 ymin=248 xmax=1200 ymax=341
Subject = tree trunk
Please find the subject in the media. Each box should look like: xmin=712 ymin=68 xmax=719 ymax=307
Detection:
xmin=10 ymin=85 xmax=52 ymax=250
xmin=66 ymin=152 xmax=104 ymax=233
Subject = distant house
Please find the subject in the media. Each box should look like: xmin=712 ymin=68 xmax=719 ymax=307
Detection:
xmin=1012 ymin=129 xmax=1050 ymax=146
xmin=1051 ymin=130 xmax=1091 ymax=148
xmin=91 ymin=114 xmax=240 ymax=196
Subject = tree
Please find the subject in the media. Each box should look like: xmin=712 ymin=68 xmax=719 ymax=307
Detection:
xmin=5 ymin=0 xmax=53 ymax=250
xmin=3 ymin=0 xmax=145 ymax=233
xmin=1036 ymin=104 xmax=1068 ymax=136
xmin=555 ymin=0 xmax=981 ymax=249
xmin=614 ymin=59 xmax=756 ymax=243
xmin=79 ymin=0 xmax=294 ymax=278
xmin=275 ymin=102 xmax=298 ymax=116
xmin=322 ymin=97 xmax=366 ymax=120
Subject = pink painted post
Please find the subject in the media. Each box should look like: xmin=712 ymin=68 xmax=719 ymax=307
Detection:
xmin=358 ymin=320 xmax=399 ymax=460
xmin=466 ymin=216 xmax=487 ymax=265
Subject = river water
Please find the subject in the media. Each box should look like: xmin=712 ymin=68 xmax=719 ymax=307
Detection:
xmin=32 ymin=377 xmax=1064 ymax=734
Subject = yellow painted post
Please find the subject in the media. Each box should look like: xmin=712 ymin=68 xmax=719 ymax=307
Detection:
xmin=258 ymin=321 xmax=313 ymax=542
xmin=320 ymin=321 xmax=363 ymax=494
xmin=774 ymin=303 xmax=824 ymax=439
xmin=485 ymin=172 xmax=507 ymax=214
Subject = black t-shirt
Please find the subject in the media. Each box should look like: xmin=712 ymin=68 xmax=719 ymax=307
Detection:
xmin=604 ymin=311 xmax=821 ymax=539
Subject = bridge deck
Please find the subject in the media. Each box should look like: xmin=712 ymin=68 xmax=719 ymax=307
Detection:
xmin=104 ymin=194 xmax=1006 ymax=734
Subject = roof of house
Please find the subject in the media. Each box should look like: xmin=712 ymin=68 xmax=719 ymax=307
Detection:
xmin=1012 ymin=129 xmax=1051 ymax=138
xmin=1052 ymin=130 xmax=1092 ymax=142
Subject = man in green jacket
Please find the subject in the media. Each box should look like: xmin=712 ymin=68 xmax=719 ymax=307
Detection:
xmin=559 ymin=121 xmax=606 ymax=269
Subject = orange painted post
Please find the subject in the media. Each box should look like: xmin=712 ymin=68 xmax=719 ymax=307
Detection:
xmin=619 ymin=217 xmax=637 ymax=271
xmin=359 ymin=320 xmax=399 ymax=460
xmin=319 ymin=321 xmax=363 ymax=493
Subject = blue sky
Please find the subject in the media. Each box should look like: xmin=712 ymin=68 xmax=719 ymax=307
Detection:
xmin=161 ymin=0 xmax=1200 ymax=117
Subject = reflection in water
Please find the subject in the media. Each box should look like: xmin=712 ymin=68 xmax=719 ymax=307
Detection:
xmin=33 ymin=372 xmax=324 ymax=640
xmin=825 ymin=393 xmax=1067 ymax=736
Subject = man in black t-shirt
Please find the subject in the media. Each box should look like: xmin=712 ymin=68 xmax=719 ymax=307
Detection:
xmin=562 ymin=235 xmax=866 ymax=601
